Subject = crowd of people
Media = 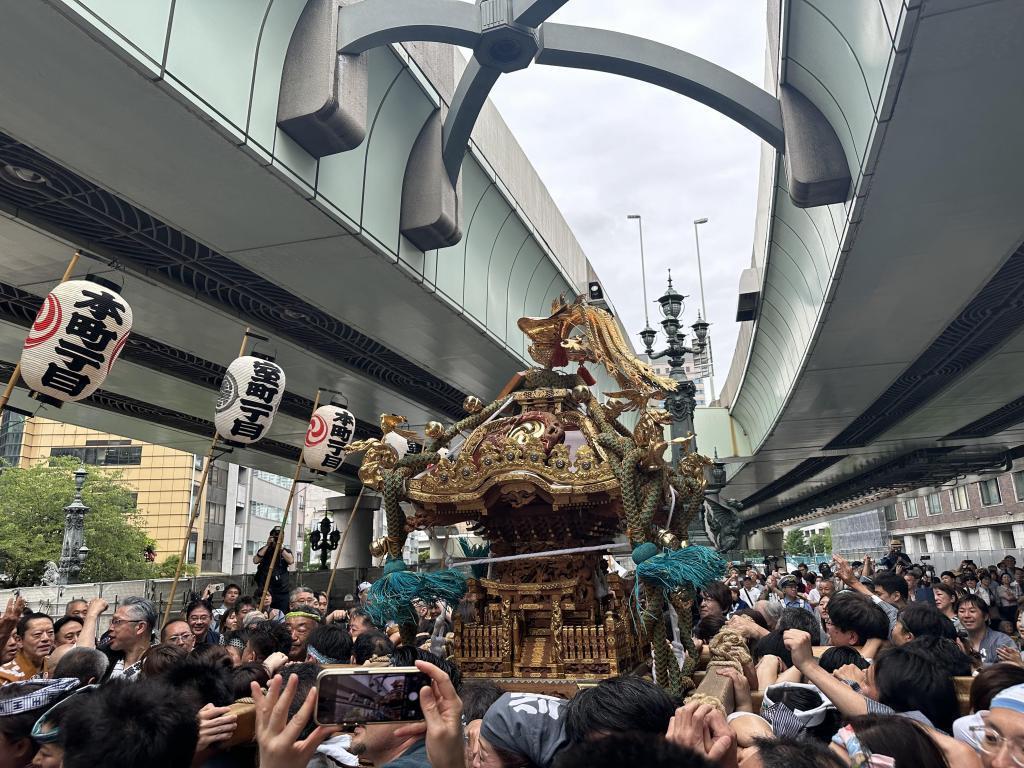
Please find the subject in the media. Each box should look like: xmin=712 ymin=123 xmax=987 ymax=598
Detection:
xmin=2 ymin=536 xmax=1024 ymax=768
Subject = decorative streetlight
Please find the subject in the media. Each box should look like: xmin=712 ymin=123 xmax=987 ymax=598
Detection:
xmin=57 ymin=465 xmax=90 ymax=585
xmin=642 ymin=270 xmax=713 ymax=460
xmin=308 ymin=513 xmax=341 ymax=570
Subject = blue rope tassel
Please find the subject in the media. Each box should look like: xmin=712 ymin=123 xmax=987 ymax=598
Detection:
xmin=365 ymin=559 xmax=468 ymax=627
xmin=631 ymin=544 xmax=727 ymax=621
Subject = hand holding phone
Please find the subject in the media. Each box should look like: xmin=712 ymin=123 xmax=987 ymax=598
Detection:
xmin=315 ymin=667 xmax=429 ymax=726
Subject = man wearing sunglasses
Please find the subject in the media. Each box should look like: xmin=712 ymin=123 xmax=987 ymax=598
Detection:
xmin=78 ymin=596 xmax=156 ymax=681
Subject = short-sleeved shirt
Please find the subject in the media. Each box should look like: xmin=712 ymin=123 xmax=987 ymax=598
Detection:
xmin=976 ymin=628 xmax=1017 ymax=665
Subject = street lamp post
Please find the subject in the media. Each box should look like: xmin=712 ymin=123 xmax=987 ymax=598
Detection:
xmin=692 ymin=217 xmax=715 ymax=403
xmin=57 ymin=466 xmax=90 ymax=585
xmin=643 ymin=270 xmax=714 ymax=544
xmin=308 ymin=513 xmax=341 ymax=570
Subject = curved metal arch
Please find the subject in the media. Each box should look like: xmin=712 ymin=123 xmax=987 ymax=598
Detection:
xmin=338 ymin=0 xmax=480 ymax=53
xmin=535 ymin=24 xmax=785 ymax=151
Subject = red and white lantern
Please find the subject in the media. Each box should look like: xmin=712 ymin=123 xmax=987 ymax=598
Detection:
xmin=303 ymin=404 xmax=356 ymax=472
xmin=214 ymin=356 xmax=286 ymax=444
xmin=19 ymin=278 xmax=133 ymax=404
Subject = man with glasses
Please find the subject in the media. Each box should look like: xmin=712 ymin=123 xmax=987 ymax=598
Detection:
xmin=289 ymin=586 xmax=318 ymax=611
xmin=970 ymin=683 xmax=1024 ymax=767
xmin=160 ymin=619 xmax=196 ymax=652
xmin=78 ymin=596 xmax=156 ymax=681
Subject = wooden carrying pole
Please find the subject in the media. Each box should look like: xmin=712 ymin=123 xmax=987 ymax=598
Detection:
xmin=0 ymin=250 xmax=81 ymax=412
xmin=161 ymin=328 xmax=251 ymax=628
xmin=324 ymin=484 xmax=366 ymax=601
xmin=258 ymin=390 xmax=321 ymax=610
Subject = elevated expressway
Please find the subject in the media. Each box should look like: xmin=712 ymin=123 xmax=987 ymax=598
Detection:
xmin=0 ymin=0 xmax=603 ymax=488
xmin=707 ymin=0 xmax=1024 ymax=539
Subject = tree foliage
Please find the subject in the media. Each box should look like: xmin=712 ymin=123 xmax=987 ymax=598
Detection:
xmin=782 ymin=529 xmax=807 ymax=555
xmin=808 ymin=528 xmax=832 ymax=554
xmin=0 ymin=457 xmax=159 ymax=587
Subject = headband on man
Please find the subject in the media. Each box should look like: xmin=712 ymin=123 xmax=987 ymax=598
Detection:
xmin=0 ymin=677 xmax=80 ymax=717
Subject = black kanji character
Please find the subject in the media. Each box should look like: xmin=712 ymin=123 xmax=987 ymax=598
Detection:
xmin=330 ymin=423 xmax=352 ymax=443
xmin=230 ymin=419 xmax=265 ymax=440
xmin=74 ymin=289 xmax=126 ymax=324
xmin=332 ymin=410 xmax=355 ymax=427
xmin=66 ymin=312 xmax=117 ymax=351
xmin=251 ymin=361 xmax=281 ymax=387
xmin=321 ymin=454 xmax=343 ymax=470
xmin=238 ymin=399 xmax=272 ymax=423
xmin=244 ymin=380 xmax=277 ymax=404
xmin=326 ymin=439 xmax=345 ymax=457
xmin=40 ymin=363 xmax=90 ymax=397
xmin=54 ymin=338 xmax=105 ymax=372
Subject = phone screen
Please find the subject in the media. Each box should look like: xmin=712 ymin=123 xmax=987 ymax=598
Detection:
xmin=316 ymin=668 xmax=428 ymax=726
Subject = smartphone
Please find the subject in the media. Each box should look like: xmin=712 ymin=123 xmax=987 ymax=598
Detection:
xmin=315 ymin=667 xmax=429 ymax=726
xmin=210 ymin=582 xmax=225 ymax=592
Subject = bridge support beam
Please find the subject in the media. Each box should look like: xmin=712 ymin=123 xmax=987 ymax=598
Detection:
xmin=276 ymin=0 xmax=854 ymax=250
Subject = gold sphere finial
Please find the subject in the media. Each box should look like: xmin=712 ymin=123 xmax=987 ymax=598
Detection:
xmin=463 ymin=395 xmax=483 ymax=414
xmin=424 ymin=421 xmax=445 ymax=439
xmin=369 ymin=536 xmax=390 ymax=558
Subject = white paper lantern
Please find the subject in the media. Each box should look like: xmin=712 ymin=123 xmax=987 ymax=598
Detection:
xmin=383 ymin=430 xmax=409 ymax=459
xmin=214 ymin=356 xmax=286 ymax=444
xmin=302 ymin=404 xmax=356 ymax=472
xmin=19 ymin=279 xmax=133 ymax=404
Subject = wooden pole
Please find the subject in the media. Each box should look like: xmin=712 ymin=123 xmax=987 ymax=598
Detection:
xmin=0 ymin=250 xmax=82 ymax=412
xmin=324 ymin=484 xmax=366 ymax=602
xmin=160 ymin=328 xmax=251 ymax=628
xmin=258 ymin=390 xmax=321 ymax=610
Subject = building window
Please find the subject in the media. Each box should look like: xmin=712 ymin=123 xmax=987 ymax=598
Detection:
xmin=205 ymin=502 xmax=225 ymax=526
xmin=253 ymin=470 xmax=291 ymax=489
xmin=940 ymin=533 xmax=953 ymax=552
xmin=999 ymin=528 xmax=1017 ymax=550
xmin=186 ymin=532 xmax=198 ymax=564
xmin=926 ymin=493 xmax=942 ymax=516
xmin=949 ymin=486 xmax=970 ymax=512
xmin=979 ymin=478 xmax=1002 ymax=506
xmin=883 ymin=504 xmax=898 ymax=522
xmin=902 ymin=498 xmax=918 ymax=519
xmin=916 ymin=535 xmax=929 ymax=553
xmin=251 ymin=501 xmax=285 ymax=522
xmin=1014 ymin=471 xmax=1024 ymax=502
xmin=51 ymin=445 xmax=142 ymax=466
xmin=246 ymin=540 xmax=262 ymax=556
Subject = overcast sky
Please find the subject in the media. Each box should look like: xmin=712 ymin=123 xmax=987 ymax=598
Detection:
xmin=489 ymin=2 xmax=767 ymax=399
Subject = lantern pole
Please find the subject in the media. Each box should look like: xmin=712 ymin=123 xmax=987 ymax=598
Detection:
xmin=325 ymin=484 xmax=366 ymax=602
xmin=161 ymin=327 xmax=253 ymax=628
xmin=0 ymin=250 xmax=82 ymax=413
xmin=258 ymin=389 xmax=321 ymax=610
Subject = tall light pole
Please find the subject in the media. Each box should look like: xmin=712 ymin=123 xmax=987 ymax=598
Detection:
xmin=627 ymin=214 xmax=656 ymax=350
xmin=693 ymin=217 xmax=715 ymax=403
xmin=58 ymin=465 xmax=90 ymax=585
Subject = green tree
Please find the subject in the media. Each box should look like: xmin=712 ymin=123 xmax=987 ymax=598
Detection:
xmin=782 ymin=529 xmax=807 ymax=555
xmin=0 ymin=457 xmax=158 ymax=587
xmin=808 ymin=527 xmax=833 ymax=555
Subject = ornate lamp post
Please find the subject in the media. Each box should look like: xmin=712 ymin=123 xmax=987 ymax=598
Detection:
xmin=308 ymin=513 xmax=341 ymax=570
xmin=57 ymin=466 xmax=90 ymax=585
xmin=642 ymin=270 xmax=711 ymax=465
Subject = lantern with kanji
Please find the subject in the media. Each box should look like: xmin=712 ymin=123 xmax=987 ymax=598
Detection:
xmin=19 ymin=277 xmax=133 ymax=405
xmin=303 ymin=404 xmax=356 ymax=472
xmin=214 ymin=356 xmax=286 ymax=444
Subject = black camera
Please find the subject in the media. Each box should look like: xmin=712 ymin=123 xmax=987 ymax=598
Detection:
xmin=819 ymin=562 xmax=833 ymax=579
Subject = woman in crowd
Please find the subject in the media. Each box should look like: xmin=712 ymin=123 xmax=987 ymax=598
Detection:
xmin=998 ymin=573 xmax=1020 ymax=624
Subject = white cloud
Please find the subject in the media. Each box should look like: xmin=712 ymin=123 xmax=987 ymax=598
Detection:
xmin=490 ymin=1 xmax=767 ymax=400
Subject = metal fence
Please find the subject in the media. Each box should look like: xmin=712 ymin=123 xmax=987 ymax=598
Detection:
xmin=0 ymin=566 xmax=380 ymax=628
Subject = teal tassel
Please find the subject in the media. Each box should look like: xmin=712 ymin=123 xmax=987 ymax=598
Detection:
xmin=635 ymin=545 xmax=727 ymax=594
xmin=366 ymin=561 xmax=468 ymax=627
xmin=418 ymin=568 xmax=467 ymax=606
xmin=457 ymin=539 xmax=490 ymax=579
xmin=366 ymin=558 xmax=421 ymax=626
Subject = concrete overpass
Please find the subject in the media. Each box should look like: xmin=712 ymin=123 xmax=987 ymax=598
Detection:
xmin=0 ymin=0 xmax=610 ymax=487
xmin=705 ymin=0 xmax=1024 ymax=539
